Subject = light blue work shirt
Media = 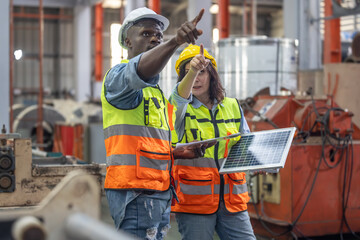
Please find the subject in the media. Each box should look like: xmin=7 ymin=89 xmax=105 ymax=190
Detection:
xmin=169 ymin=82 xmax=250 ymax=141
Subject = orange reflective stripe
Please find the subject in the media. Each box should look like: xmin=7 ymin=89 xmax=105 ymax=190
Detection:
xmin=167 ymin=102 xmax=175 ymax=131
xmin=105 ymin=135 xmax=170 ymax=156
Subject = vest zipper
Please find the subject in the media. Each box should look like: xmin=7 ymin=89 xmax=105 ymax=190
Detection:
xmin=209 ymin=109 xmax=225 ymax=202
xmin=155 ymin=85 xmax=173 ymax=189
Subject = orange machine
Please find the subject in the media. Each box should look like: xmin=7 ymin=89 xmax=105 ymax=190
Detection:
xmin=53 ymin=123 xmax=84 ymax=160
xmin=241 ymin=95 xmax=360 ymax=239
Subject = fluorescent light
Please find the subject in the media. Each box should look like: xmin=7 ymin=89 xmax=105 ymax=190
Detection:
xmin=14 ymin=49 xmax=23 ymax=60
xmin=210 ymin=4 xmax=218 ymax=14
xmin=102 ymin=0 xmax=124 ymax=9
xmin=213 ymin=28 xmax=219 ymax=43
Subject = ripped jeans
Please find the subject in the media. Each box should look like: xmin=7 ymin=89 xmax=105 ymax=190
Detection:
xmin=106 ymin=189 xmax=172 ymax=240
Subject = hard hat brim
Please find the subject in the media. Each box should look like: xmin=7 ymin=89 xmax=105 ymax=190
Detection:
xmin=175 ymin=45 xmax=217 ymax=75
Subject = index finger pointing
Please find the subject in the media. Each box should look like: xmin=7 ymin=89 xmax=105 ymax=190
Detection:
xmin=191 ymin=8 xmax=204 ymax=26
xmin=200 ymin=44 xmax=204 ymax=56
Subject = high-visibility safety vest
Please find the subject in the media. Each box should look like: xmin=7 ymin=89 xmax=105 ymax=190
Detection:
xmin=101 ymin=61 xmax=177 ymax=191
xmin=172 ymin=97 xmax=250 ymax=214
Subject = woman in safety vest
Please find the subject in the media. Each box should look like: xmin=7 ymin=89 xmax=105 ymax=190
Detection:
xmin=169 ymin=44 xmax=256 ymax=239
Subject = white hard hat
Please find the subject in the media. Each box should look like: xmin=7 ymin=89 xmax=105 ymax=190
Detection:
xmin=119 ymin=7 xmax=169 ymax=49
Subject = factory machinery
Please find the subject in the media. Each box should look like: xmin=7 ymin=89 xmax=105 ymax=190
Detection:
xmin=3 ymin=76 xmax=360 ymax=239
xmin=241 ymin=92 xmax=360 ymax=239
xmin=0 ymin=126 xmax=137 ymax=240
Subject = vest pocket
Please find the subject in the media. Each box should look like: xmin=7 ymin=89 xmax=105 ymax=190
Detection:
xmin=227 ymin=172 xmax=250 ymax=204
xmin=176 ymin=169 xmax=214 ymax=205
xmin=144 ymin=97 xmax=164 ymax=128
xmin=135 ymin=142 xmax=170 ymax=181
xmin=184 ymin=128 xmax=201 ymax=142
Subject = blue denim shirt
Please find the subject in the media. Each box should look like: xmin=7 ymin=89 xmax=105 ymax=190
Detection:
xmin=103 ymin=54 xmax=171 ymax=229
xmin=169 ymin=83 xmax=250 ymax=141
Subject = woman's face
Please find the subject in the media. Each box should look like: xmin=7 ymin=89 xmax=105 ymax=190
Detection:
xmin=185 ymin=62 xmax=210 ymax=99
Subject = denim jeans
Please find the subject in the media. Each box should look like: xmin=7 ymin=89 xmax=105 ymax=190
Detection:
xmin=175 ymin=201 xmax=256 ymax=240
xmin=106 ymin=189 xmax=172 ymax=240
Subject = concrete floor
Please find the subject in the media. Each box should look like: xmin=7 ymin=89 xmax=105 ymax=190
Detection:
xmin=100 ymin=196 xmax=358 ymax=240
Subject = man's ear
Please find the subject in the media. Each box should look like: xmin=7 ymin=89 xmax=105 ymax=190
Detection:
xmin=125 ymin=38 xmax=131 ymax=49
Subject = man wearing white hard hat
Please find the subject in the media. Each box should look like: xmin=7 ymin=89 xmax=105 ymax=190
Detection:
xmin=101 ymin=7 xmax=208 ymax=240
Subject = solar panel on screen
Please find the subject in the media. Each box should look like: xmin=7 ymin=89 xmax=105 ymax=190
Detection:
xmin=219 ymin=127 xmax=296 ymax=174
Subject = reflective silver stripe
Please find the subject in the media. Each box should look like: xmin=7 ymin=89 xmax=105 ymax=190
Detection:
xmin=218 ymin=158 xmax=225 ymax=167
xmin=104 ymin=124 xmax=169 ymax=141
xmin=174 ymin=157 xmax=217 ymax=168
xmin=214 ymin=184 xmax=220 ymax=194
xmin=107 ymin=154 xmax=135 ymax=166
xmin=179 ymin=182 xmax=212 ymax=195
xmin=140 ymin=156 xmax=169 ymax=170
xmin=223 ymin=183 xmax=248 ymax=195
xmin=106 ymin=154 xmax=169 ymax=171
xmin=179 ymin=183 xmax=220 ymax=195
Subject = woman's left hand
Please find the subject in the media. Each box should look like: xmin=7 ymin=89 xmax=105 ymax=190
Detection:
xmin=189 ymin=44 xmax=209 ymax=73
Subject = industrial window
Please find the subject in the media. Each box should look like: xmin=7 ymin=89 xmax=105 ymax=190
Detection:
xmin=110 ymin=23 xmax=127 ymax=67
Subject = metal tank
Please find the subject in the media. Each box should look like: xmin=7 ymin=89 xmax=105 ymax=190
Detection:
xmin=214 ymin=37 xmax=298 ymax=99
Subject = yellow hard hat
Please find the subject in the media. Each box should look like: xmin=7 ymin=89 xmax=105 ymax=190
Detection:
xmin=175 ymin=44 xmax=217 ymax=75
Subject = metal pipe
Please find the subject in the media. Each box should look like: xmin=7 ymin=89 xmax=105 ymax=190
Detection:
xmin=119 ymin=0 xmax=125 ymax=60
xmin=13 ymin=87 xmax=51 ymax=96
xmin=119 ymin=0 xmax=124 ymax=23
xmin=218 ymin=0 xmax=229 ymax=39
xmin=149 ymin=0 xmax=161 ymax=14
xmin=13 ymin=12 xmax=73 ymax=20
xmin=12 ymin=216 xmax=47 ymax=240
xmin=53 ymin=9 xmax=61 ymax=97
xmin=95 ymin=3 xmax=103 ymax=82
xmin=37 ymin=0 xmax=44 ymax=148
xmin=242 ymin=0 xmax=247 ymax=36
xmin=323 ymin=0 xmax=341 ymax=63
xmin=9 ymin=0 xmax=14 ymax=133
xmin=251 ymin=0 xmax=257 ymax=35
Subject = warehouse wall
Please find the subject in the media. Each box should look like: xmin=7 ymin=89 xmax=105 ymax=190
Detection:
xmin=12 ymin=7 xmax=120 ymax=105
xmin=13 ymin=7 xmax=74 ymax=104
